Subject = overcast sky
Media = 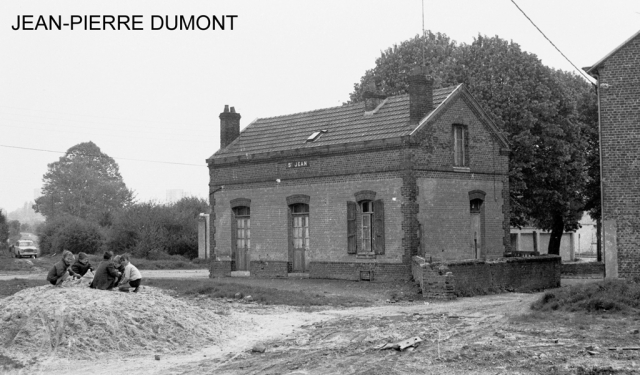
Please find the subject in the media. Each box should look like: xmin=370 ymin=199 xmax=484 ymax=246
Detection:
xmin=0 ymin=0 xmax=638 ymax=214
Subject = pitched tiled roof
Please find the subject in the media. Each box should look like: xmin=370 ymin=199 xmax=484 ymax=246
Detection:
xmin=212 ymin=85 xmax=460 ymax=159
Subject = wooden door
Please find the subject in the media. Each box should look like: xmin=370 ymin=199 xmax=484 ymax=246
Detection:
xmin=292 ymin=215 xmax=309 ymax=272
xmin=236 ymin=217 xmax=250 ymax=270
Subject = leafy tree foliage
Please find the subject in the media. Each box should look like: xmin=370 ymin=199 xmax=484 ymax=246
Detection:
xmin=34 ymin=142 xmax=133 ymax=226
xmin=7 ymin=220 xmax=21 ymax=243
xmin=107 ymin=197 xmax=209 ymax=259
xmin=37 ymin=215 xmax=105 ymax=255
xmin=0 ymin=211 xmax=8 ymax=249
xmin=349 ymin=32 xmax=598 ymax=255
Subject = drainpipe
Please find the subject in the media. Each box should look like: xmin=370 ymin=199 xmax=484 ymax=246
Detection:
xmin=209 ymin=185 xmax=224 ymax=261
xmin=595 ymin=74 xmax=605 ymax=276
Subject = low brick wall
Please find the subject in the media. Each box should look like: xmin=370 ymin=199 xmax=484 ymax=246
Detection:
xmin=309 ymin=261 xmax=411 ymax=282
xmin=250 ymin=260 xmax=288 ymax=278
xmin=561 ymin=262 xmax=604 ymax=278
xmin=412 ymin=255 xmax=561 ymax=299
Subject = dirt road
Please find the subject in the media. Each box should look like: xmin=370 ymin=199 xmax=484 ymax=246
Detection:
xmin=7 ymin=289 xmax=638 ymax=375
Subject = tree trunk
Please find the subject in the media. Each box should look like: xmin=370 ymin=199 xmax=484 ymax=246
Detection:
xmin=596 ymin=219 xmax=602 ymax=262
xmin=547 ymin=214 xmax=564 ymax=255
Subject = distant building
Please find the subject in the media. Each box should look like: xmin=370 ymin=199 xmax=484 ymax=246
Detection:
xmin=166 ymin=189 xmax=186 ymax=203
xmin=585 ymin=29 xmax=640 ymax=279
xmin=510 ymin=213 xmax=597 ymax=262
xmin=206 ymin=67 xmax=511 ymax=281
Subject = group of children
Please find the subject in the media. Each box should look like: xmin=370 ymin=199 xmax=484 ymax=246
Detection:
xmin=46 ymin=250 xmax=142 ymax=293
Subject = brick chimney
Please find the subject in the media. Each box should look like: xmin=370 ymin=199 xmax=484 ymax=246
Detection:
xmin=219 ymin=105 xmax=241 ymax=149
xmin=408 ymin=66 xmax=434 ymax=124
xmin=363 ymin=81 xmax=387 ymax=112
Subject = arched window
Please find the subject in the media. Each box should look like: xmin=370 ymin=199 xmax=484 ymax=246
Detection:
xmin=347 ymin=193 xmax=385 ymax=255
xmin=288 ymin=202 xmax=309 ymax=273
xmin=468 ymin=191 xmax=485 ymax=259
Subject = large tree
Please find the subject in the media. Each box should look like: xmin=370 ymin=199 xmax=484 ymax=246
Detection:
xmin=34 ymin=142 xmax=134 ymax=226
xmin=349 ymin=32 xmax=598 ymax=255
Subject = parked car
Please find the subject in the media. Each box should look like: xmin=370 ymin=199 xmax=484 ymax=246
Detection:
xmin=11 ymin=240 xmax=39 ymax=258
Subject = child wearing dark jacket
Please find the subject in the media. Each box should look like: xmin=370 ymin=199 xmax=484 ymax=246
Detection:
xmin=47 ymin=250 xmax=80 ymax=286
xmin=90 ymin=251 xmax=121 ymax=290
xmin=70 ymin=252 xmax=94 ymax=276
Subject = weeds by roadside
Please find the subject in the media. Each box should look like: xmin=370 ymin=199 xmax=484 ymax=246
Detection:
xmin=531 ymin=279 xmax=640 ymax=314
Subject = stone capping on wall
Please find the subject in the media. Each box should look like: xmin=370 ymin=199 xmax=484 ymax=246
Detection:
xmin=230 ymin=198 xmax=251 ymax=208
xmin=354 ymin=190 xmax=376 ymax=202
xmin=286 ymin=194 xmax=310 ymax=205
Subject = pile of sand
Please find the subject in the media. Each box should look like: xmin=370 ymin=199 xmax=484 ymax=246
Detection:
xmin=0 ymin=283 xmax=246 ymax=361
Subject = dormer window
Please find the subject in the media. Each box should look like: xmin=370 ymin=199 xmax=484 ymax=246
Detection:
xmin=306 ymin=129 xmax=328 ymax=142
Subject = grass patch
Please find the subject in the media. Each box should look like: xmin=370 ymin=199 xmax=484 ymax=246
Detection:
xmin=0 ymin=279 xmax=49 ymax=298
xmin=531 ymin=279 xmax=640 ymax=314
xmin=145 ymin=278 xmax=372 ymax=307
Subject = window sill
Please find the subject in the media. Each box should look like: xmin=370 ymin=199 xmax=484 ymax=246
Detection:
xmin=453 ymin=166 xmax=470 ymax=173
xmin=356 ymin=252 xmax=376 ymax=259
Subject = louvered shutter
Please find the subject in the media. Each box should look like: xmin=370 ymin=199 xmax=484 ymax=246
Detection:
xmin=347 ymin=201 xmax=357 ymax=254
xmin=373 ymin=199 xmax=385 ymax=255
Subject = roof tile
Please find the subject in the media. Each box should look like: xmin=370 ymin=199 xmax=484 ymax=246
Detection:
xmin=213 ymin=86 xmax=459 ymax=158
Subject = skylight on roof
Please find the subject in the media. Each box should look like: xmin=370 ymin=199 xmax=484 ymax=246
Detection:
xmin=306 ymin=129 xmax=328 ymax=142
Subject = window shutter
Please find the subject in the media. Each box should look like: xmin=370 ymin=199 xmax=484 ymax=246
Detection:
xmin=347 ymin=201 xmax=357 ymax=254
xmin=287 ymin=207 xmax=294 ymax=272
xmin=373 ymin=199 xmax=385 ymax=255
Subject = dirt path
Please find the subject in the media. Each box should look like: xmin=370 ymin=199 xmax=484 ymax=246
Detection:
xmin=4 ymin=283 xmax=638 ymax=374
xmin=7 ymin=293 xmax=542 ymax=375
xmin=17 ymin=303 xmax=339 ymax=375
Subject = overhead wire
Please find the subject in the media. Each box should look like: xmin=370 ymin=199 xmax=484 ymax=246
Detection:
xmin=0 ymin=144 xmax=206 ymax=167
xmin=509 ymin=0 xmax=596 ymax=83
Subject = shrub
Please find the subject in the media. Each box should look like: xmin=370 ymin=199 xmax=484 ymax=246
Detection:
xmin=106 ymin=197 xmax=209 ymax=259
xmin=37 ymin=216 xmax=104 ymax=255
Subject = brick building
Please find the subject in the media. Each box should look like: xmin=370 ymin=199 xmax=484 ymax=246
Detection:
xmin=586 ymin=30 xmax=640 ymax=279
xmin=207 ymin=67 xmax=510 ymax=281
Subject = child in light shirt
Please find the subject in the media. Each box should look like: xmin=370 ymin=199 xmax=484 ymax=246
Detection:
xmin=117 ymin=253 xmax=142 ymax=293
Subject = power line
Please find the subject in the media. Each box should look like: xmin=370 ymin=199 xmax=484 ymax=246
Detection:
xmin=509 ymin=0 xmax=595 ymax=83
xmin=0 ymin=144 xmax=206 ymax=167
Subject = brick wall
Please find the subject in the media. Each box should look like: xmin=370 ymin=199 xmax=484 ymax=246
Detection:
xmin=210 ymin=259 xmax=231 ymax=277
xmin=412 ymin=255 xmax=561 ymax=298
xmin=249 ymin=260 xmax=288 ymax=278
xmin=597 ymin=34 xmax=640 ymax=279
xmin=561 ymin=262 xmax=604 ymax=278
xmin=213 ymin=176 xmax=405 ymax=267
xmin=416 ymin=175 xmax=506 ymax=260
xmin=309 ymin=261 xmax=411 ymax=282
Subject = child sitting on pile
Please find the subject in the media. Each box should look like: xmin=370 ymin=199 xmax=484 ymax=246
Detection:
xmin=117 ymin=253 xmax=142 ymax=293
xmin=70 ymin=252 xmax=94 ymax=276
xmin=47 ymin=250 xmax=80 ymax=286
